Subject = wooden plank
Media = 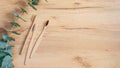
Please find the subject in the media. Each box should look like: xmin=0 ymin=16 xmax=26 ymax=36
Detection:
xmin=0 ymin=0 xmax=120 ymax=68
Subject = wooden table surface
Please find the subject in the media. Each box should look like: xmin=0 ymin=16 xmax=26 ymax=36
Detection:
xmin=0 ymin=0 xmax=120 ymax=68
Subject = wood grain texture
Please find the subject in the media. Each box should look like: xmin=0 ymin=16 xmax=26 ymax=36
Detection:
xmin=0 ymin=0 xmax=120 ymax=68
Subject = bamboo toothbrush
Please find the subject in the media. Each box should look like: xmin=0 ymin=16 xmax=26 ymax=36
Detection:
xmin=24 ymin=23 xmax=37 ymax=65
xmin=19 ymin=15 xmax=36 ymax=55
xmin=29 ymin=20 xmax=49 ymax=58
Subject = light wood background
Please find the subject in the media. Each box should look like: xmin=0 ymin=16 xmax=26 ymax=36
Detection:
xmin=0 ymin=0 xmax=120 ymax=68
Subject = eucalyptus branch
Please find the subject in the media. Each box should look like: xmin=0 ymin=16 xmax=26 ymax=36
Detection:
xmin=0 ymin=0 xmax=47 ymax=68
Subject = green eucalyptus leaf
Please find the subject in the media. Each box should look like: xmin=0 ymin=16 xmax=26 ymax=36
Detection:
xmin=2 ymin=33 xmax=8 ymax=42
xmin=7 ymin=48 xmax=12 ymax=57
xmin=2 ymin=33 xmax=15 ymax=42
xmin=1 ymin=55 xmax=13 ymax=68
xmin=6 ymin=29 xmax=21 ymax=35
xmin=0 ymin=41 xmax=9 ymax=49
xmin=13 ymin=12 xmax=26 ymax=22
xmin=0 ymin=51 xmax=6 ymax=58
xmin=28 ymin=2 xmax=37 ymax=10
xmin=0 ymin=56 xmax=4 ymax=67
xmin=32 ymin=0 xmax=39 ymax=5
xmin=20 ymin=7 xmax=28 ymax=14
xmin=7 ymin=62 xmax=13 ymax=68
xmin=10 ymin=22 xmax=20 ymax=27
xmin=10 ymin=31 xmax=21 ymax=35
xmin=0 ymin=46 xmax=13 ymax=57
xmin=4 ymin=46 xmax=13 ymax=57
xmin=7 ymin=37 xmax=15 ymax=42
